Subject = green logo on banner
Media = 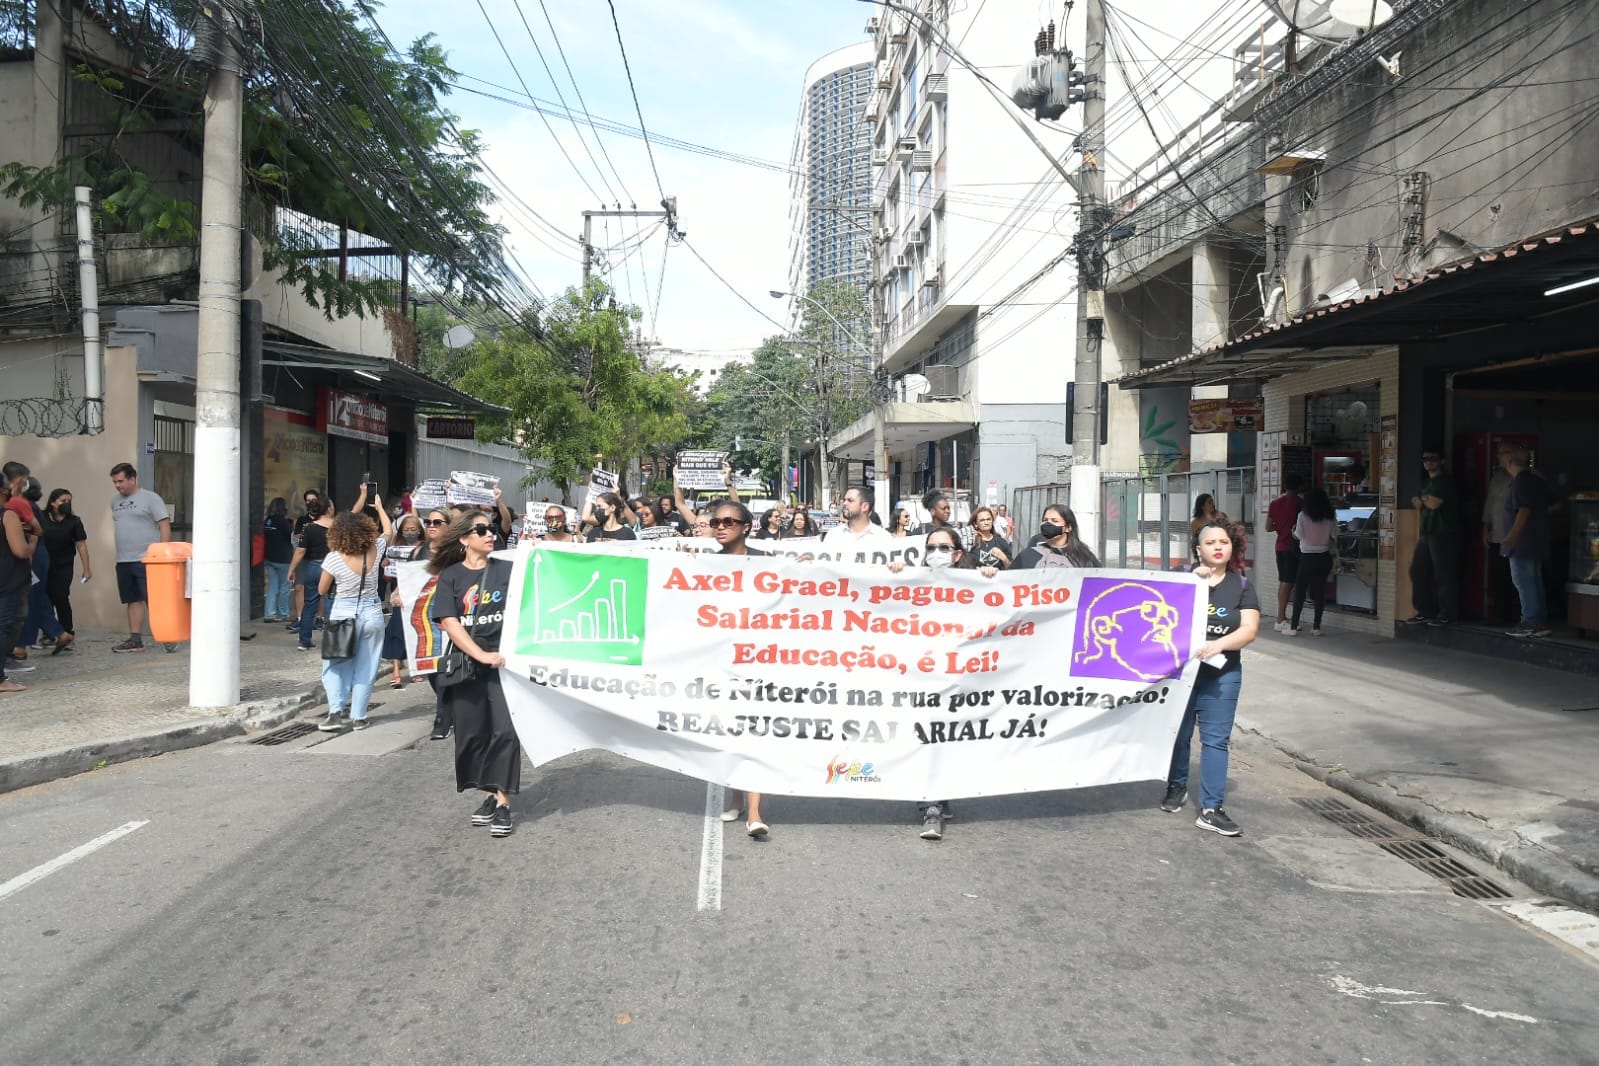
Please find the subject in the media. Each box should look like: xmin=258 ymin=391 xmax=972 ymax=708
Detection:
xmin=517 ymin=551 xmax=648 ymax=665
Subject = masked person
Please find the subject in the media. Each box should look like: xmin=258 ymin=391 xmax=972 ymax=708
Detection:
xmin=38 ymin=488 xmax=90 ymax=651
xmin=382 ymin=512 xmax=426 ymax=689
xmin=541 ymin=506 xmax=580 ymax=543
xmin=1012 ymin=504 xmax=1100 ymax=569
xmin=583 ymin=492 xmax=637 ymax=541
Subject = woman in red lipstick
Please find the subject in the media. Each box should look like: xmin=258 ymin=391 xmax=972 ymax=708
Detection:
xmin=1160 ymin=519 xmax=1260 ymax=838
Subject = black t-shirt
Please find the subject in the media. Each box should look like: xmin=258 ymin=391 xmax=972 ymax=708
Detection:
xmin=1012 ymin=543 xmax=1099 ymax=569
xmin=429 ymin=558 xmax=513 ymax=654
xmin=589 ymin=525 xmax=637 ymax=541
xmin=299 ymin=521 xmax=330 ymax=563
xmin=40 ymin=511 xmax=87 ymax=571
xmin=262 ymin=514 xmax=295 ymax=564
xmin=720 ymin=545 xmax=769 ymax=556
xmin=1203 ymin=569 xmax=1260 ymax=671
xmin=972 ymin=534 xmax=1013 ymax=570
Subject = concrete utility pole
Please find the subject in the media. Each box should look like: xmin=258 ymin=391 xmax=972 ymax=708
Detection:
xmin=190 ymin=7 xmax=244 ymax=708
xmin=580 ymin=199 xmax=677 ymax=287
xmin=1068 ymin=0 xmax=1108 ymax=551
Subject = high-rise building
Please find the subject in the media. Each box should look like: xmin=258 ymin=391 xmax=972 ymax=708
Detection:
xmin=786 ymin=43 xmax=875 ymax=314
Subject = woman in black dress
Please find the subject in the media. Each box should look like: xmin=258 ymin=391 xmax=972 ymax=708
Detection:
xmin=428 ymin=510 xmax=522 ymax=838
xmin=381 ymin=512 xmax=426 ymax=688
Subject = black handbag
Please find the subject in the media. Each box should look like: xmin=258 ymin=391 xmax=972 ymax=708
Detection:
xmin=436 ymin=567 xmax=483 ymax=688
xmin=320 ymin=554 xmax=367 ymax=660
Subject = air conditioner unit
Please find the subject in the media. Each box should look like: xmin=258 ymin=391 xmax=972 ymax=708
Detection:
xmin=926 ymin=73 xmax=948 ymax=102
xmin=910 ymin=150 xmax=933 ymax=172
xmin=871 ymin=149 xmax=890 ymax=167
xmin=877 ymin=64 xmax=893 ymax=89
xmin=923 ymin=363 xmax=959 ymax=399
xmin=893 ymin=254 xmax=910 ymax=270
xmin=865 ymin=16 xmax=880 ymax=34
xmin=922 ymin=275 xmax=939 ymax=289
xmin=905 ymin=231 xmax=925 ymax=247
xmin=875 ymin=226 xmax=892 ymax=242
xmin=896 ymin=136 xmax=917 ymax=158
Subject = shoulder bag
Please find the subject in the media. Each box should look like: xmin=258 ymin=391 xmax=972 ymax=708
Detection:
xmin=436 ymin=566 xmax=483 ymax=688
xmin=320 ymin=553 xmax=366 ymax=660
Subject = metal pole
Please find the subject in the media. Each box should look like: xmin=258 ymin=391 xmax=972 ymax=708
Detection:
xmin=189 ymin=15 xmax=243 ymax=708
xmin=73 ymin=186 xmax=104 ymax=435
xmin=581 ymin=211 xmax=594 ymax=287
xmin=1068 ymin=0 xmax=1108 ymax=549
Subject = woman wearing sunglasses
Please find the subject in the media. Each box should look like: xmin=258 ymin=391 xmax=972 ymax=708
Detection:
xmin=428 ymin=510 xmax=522 ymax=838
xmin=707 ymin=501 xmax=776 ymax=838
xmin=754 ymin=507 xmax=786 ymax=541
xmin=417 ymin=508 xmax=455 ymax=739
xmin=890 ymin=510 xmax=914 ymax=538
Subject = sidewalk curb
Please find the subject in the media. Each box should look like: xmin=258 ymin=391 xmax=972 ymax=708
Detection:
xmin=0 ymin=682 xmax=328 ymax=796
xmin=1239 ymin=717 xmax=1599 ymax=913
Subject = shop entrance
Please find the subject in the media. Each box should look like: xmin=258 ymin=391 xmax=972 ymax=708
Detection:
xmin=1451 ymin=348 xmax=1599 ymax=636
xmin=1300 ymin=385 xmax=1383 ymax=615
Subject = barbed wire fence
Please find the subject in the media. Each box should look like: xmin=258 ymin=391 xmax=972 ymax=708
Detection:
xmin=0 ymin=397 xmax=98 ymax=437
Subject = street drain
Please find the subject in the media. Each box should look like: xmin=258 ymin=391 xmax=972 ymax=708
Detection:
xmin=250 ymin=721 xmax=319 ymax=746
xmin=1293 ymin=797 xmax=1514 ymax=900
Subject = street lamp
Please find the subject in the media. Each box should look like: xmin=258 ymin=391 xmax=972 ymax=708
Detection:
xmin=768 ymin=289 xmax=870 ymax=353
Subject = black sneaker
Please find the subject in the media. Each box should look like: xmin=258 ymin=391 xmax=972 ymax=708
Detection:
xmin=1426 ymin=618 xmax=1452 ymax=628
xmin=313 ymin=618 xmax=325 ymax=631
xmin=1160 ymin=783 xmax=1188 ymax=812
xmin=350 ymin=717 xmax=370 ymax=731
xmin=112 ymin=637 xmax=146 ymax=653
xmin=1400 ymin=614 xmax=1430 ymax=626
xmin=489 ymin=805 xmax=513 ymax=837
xmin=919 ymin=804 xmax=943 ymax=841
xmin=429 ymin=720 xmax=452 ymax=740
xmin=316 ymin=711 xmax=347 ymax=732
xmin=470 ymin=796 xmax=499 ymax=826
xmin=1196 ymin=807 xmax=1241 ymax=836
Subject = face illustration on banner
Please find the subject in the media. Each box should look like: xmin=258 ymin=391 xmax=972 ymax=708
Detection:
xmin=1071 ymin=578 xmax=1190 ymax=683
xmin=517 ymin=550 xmax=649 ymax=666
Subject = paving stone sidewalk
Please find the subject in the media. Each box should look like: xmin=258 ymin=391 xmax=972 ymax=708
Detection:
xmin=0 ymin=624 xmax=329 ymax=793
xmin=1238 ymin=626 xmax=1599 ymax=911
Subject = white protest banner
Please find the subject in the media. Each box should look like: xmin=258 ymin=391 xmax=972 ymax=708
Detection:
xmin=498 ymin=544 xmax=1208 ymax=801
xmin=756 ymin=534 xmax=929 ymax=567
xmin=447 ymin=470 xmax=498 ymax=507
xmin=382 ymin=543 xmax=416 ymax=580
xmin=637 ymin=525 xmax=680 ymax=541
xmin=675 ymin=449 xmax=729 ymax=491
xmin=584 ymin=468 xmax=619 ymax=509
xmin=394 ymin=560 xmax=448 ymax=676
xmin=411 ymin=478 xmax=448 ymax=513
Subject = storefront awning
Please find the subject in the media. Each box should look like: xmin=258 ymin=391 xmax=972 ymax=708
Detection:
xmin=1114 ymin=218 xmax=1599 ymax=389
xmin=262 ymin=340 xmax=509 ymax=416
xmin=828 ymin=400 xmax=978 ymax=461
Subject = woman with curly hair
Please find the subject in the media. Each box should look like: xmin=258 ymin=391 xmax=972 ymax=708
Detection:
xmin=428 ymin=509 xmax=521 ymax=838
xmin=315 ymin=492 xmax=392 ymax=731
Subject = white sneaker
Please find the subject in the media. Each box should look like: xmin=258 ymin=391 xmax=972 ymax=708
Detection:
xmin=1311 ymin=628 xmax=1323 ymax=637
xmin=719 ymin=807 xmax=744 ymax=823
xmin=1284 ymin=627 xmax=1300 ymax=637
xmin=1273 ymin=620 xmax=1288 ymax=633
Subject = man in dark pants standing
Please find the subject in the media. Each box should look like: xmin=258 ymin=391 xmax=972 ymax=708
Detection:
xmin=1403 ymin=449 xmax=1458 ymax=627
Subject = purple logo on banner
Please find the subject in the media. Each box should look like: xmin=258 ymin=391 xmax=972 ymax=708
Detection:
xmin=1071 ymin=577 xmax=1191 ymax=683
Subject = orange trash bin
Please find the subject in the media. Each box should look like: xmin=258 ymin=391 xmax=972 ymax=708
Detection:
xmin=142 ymin=541 xmax=193 ymax=644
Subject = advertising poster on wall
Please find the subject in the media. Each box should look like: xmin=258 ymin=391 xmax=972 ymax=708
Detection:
xmin=264 ymin=406 xmax=327 ymax=513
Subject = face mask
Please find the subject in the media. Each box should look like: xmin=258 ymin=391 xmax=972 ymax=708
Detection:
xmin=594 ymin=507 xmax=608 ymax=520
xmin=58 ymin=503 xmax=72 ymax=516
xmin=1041 ymin=522 xmax=1064 ymax=539
xmin=399 ymin=530 xmax=420 ymax=541
xmin=926 ymin=549 xmax=955 ymax=569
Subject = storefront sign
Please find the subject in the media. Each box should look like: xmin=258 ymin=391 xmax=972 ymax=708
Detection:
xmin=264 ymin=406 xmax=328 ymax=511
xmin=317 ymin=387 xmax=388 ymax=445
xmin=426 ymin=416 xmax=476 ymax=440
xmin=1189 ymin=398 xmax=1264 ymax=433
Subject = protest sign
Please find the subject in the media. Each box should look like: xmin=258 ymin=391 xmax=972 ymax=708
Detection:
xmin=496 ymin=543 xmax=1207 ymax=801
xmin=447 ymin=470 xmax=498 ymax=507
xmin=584 ymin=468 xmax=619 ymax=509
xmin=411 ymin=478 xmax=448 ymax=513
xmin=637 ymin=525 xmax=680 ymax=541
xmin=676 ymin=450 xmax=729 ymax=491
xmin=748 ymin=534 xmax=929 ymax=567
xmin=395 ymin=560 xmax=445 ymax=676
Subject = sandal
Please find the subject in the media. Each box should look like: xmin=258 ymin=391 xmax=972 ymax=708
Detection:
xmin=389 ymin=678 xmax=403 ymax=689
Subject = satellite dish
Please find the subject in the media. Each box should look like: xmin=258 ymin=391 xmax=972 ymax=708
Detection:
xmin=442 ymin=324 xmax=476 ymax=350
xmin=1264 ymin=0 xmax=1389 ymax=43
xmin=1327 ymin=0 xmax=1393 ymax=32
xmin=900 ymin=374 xmax=931 ymax=402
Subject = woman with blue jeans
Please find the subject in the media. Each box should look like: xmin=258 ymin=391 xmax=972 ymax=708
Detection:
xmin=262 ymin=497 xmax=295 ymax=622
xmin=1161 ymin=520 xmax=1261 ymax=836
xmin=288 ymin=499 xmax=334 ymax=650
xmin=315 ymin=499 xmax=392 ymax=731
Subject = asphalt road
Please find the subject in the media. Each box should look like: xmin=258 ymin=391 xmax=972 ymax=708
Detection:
xmin=2 ymin=685 xmax=1597 ymax=1066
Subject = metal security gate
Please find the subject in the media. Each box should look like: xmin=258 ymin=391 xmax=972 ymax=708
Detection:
xmin=153 ymin=414 xmax=194 ymax=539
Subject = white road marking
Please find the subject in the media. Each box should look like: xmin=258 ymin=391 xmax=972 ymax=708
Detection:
xmin=0 ymin=820 xmax=150 ymax=903
xmin=697 ymin=783 xmax=725 ymax=912
xmin=1328 ymin=975 xmax=1539 ymax=1024
xmin=1494 ymin=899 xmax=1599 ymax=964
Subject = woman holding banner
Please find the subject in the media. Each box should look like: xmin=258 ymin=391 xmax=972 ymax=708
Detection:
xmin=429 ymin=510 xmax=521 ymax=839
xmin=419 ymin=508 xmax=455 ymax=739
xmin=709 ymin=500 xmax=774 ymax=838
xmin=1159 ymin=519 xmax=1260 ymax=837
xmin=381 ymin=513 xmax=426 ymax=689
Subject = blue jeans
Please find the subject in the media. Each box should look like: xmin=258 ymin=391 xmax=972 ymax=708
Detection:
xmin=18 ymin=550 xmax=63 ymax=645
xmin=264 ymin=561 xmax=291 ymax=619
xmin=1508 ymin=556 xmax=1546 ymax=626
xmin=296 ymin=559 xmax=323 ymax=648
xmin=1167 ymin=665 xmax=1243 ymax=811
xmin=320 ymin=605 xmax=384 ymax=719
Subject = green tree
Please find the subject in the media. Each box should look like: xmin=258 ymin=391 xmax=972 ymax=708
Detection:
xmin=0 ymin=0 xmax=508 ymax=318
xmin=457 ymin=280 xmax=694 ymax=501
